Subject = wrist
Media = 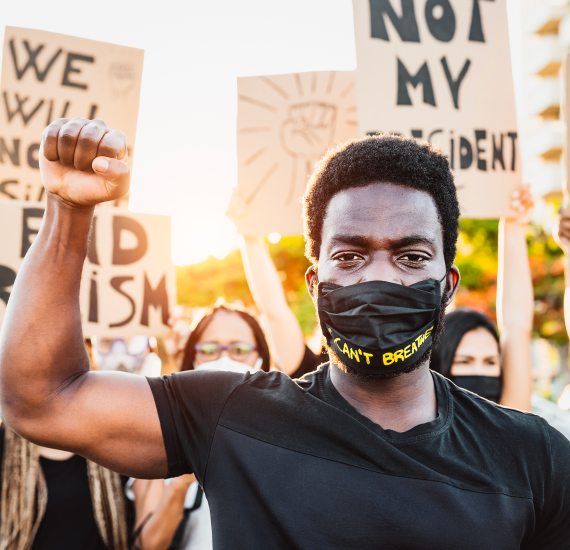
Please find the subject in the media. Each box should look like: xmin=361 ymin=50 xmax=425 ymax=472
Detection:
xmin=42 ymin=193 xmax=95 ymax=258
xmin=46 ymin=191 xmax=96 ymax=214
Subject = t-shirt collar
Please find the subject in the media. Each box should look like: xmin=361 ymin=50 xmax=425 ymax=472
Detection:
xmin=319 ymin=363 xmax=452 ymax=443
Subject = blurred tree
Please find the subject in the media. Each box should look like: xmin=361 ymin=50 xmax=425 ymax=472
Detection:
xmin=176 ymin=236 xmax=316 ymax=333
xmin=454 ymin=217 xmax=566 ymax=344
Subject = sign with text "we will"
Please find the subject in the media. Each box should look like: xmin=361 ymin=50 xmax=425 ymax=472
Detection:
xmin=0 ymin=27 xmax=144 ymax=203
xmin=353 ymin=0 xmax=521 ymax=218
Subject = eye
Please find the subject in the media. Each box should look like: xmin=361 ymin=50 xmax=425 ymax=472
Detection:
xmin=400 ymin=253 xmax=427 ymax=263
xmin=333 ymin=253 xmax=364 ymax=266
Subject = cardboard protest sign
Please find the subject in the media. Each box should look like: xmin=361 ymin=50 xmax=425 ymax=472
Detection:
xmin=229 ymin=71 xmax=358 ymax=235
xmin=0 ymin=27 xmax=144 ymax=203
xmin=0 ymin=201 xmax=175 ymax=337
xmin=353 ymin=0 xmax=520 ymax=218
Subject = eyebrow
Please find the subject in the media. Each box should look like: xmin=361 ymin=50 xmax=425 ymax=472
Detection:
xmin=329 ymin=233 xmax=436 ymax=249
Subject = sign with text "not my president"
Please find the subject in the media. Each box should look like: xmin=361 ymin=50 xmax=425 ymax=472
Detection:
xmin=0 ymin=202 xmax=175 ymax=337
xmin=0 ymin=27 xmax=144 ymax=203
xmin=353 ymin=0 xmax=520 ymax=218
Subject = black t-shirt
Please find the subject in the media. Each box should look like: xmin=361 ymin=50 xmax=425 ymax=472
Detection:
xmin=0 ymin=430 xmax=133 ymax=550
xmin=289 ymin=344 xmax=329 ymax=379
xmin=148 ymin=364 xmax=570 ymax=549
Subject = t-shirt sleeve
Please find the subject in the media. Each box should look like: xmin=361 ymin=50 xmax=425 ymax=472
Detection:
xmin=146 ymin=370 xmax=247 ymax=483
xmin=530 ymin=422 xmax=570 ymax=548
xmin=290 ymin=345 xmax=328 ymax=379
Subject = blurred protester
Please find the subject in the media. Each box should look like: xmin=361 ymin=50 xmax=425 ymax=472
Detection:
xmin=92 ymin=336 xmax=162 ymax=377
xmin=128 ymin=304 xmax=268 ymax=550
xmin=431 ymin=185 xmax=534 ymax=411
xmin=554 ymin=202 xmax=570 ymax=336
xmin=181 ymin=304 xmax=271 ymax=373
xmin=0 ymin=342 xmax=129 ymax=549
xmin=240 ymin=237 xmax=327 ymax=378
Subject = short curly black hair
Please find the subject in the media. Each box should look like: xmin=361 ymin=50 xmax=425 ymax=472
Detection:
xmin=303 ymin=135 xmax=460 ymax=269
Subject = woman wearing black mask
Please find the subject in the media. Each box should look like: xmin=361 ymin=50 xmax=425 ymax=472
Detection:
xmin=431 ymin=185 xmax=534 ymax=411
xmin=431 ymin=310 xmax=502 ymax=402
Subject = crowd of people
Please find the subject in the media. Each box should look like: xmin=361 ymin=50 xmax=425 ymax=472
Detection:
xmin=0 ymin=119 xmax=569 ymax=548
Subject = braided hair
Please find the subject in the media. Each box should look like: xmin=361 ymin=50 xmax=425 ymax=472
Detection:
xmin=0 ymin=428 xmax=128 ymax=550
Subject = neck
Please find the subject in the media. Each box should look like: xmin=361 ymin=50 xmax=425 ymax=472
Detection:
xmin=329 ymin=358 xmax=437 ymax=432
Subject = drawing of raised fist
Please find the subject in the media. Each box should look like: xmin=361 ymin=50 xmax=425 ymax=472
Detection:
xmin=279 ymin=102 xmax=337 ymax=160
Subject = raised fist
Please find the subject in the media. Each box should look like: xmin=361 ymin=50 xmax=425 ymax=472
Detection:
xmin=279 ymin=102 xmax=337 ymax=160
xmin=40 ymin=118 xmax=130 ymax=207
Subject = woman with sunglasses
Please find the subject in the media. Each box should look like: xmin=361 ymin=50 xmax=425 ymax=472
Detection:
xmin=130 ymin=304 xmax=271 ymax=550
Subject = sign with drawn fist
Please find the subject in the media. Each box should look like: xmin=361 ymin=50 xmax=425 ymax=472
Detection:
xmin=230 ymin=70 xmax=357 ymax=236
xmin=280 ymin=102 xmax=337 ymax=160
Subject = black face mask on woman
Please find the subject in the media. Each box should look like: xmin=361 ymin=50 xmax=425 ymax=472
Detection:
xmin=450 ymin=375 xmax=503 ymax=403
xmin=317 ymin=276 xmax=445 ymax=376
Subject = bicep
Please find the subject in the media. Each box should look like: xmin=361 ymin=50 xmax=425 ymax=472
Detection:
xmin=24 ymin=371 xmax=167 ymax=478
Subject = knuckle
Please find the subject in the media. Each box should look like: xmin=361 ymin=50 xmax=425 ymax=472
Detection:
xmin=59 ymin=131 xmax=77 ymax=144
xmin=78 ymin=130 xmax=101 ymax=147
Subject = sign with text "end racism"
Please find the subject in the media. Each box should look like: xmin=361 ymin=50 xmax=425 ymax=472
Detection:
xmin=353 ymin=0 xmax=520 ymax=218
xmin=0 ymin=27 xmax=144 ymax=204
xmin=0 ymin=202 xmax=175 ymax=337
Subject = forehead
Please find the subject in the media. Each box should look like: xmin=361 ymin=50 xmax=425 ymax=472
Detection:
xmin=199 ymin=311 xmax=255 ymax=344
xmin=456 ymin=328 xmax=499 ymax=356
xmin=321 ymin=183 xmax=443 ymax=249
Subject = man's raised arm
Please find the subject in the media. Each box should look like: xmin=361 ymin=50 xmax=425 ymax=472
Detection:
xmin=0 ymin=118 xmax=167 ymax=478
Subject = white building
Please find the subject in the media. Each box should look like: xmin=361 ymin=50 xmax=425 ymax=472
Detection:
xmin=519 ymin=0 xmax=570 ymax=198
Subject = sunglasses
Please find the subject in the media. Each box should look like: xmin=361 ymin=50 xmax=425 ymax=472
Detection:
xmin=93 ymin=336 xmax=150 ymax=357
xmin=195 ymin=341 xmax=257 ymax=362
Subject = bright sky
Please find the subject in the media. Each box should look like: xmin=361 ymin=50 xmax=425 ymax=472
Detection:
xmin=0 ymin=0 xmax=356 ymax=265
xmin=0 ymin=0 xmax=523 ymax=266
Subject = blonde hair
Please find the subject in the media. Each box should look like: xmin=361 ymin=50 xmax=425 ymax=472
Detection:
xmin=0 ymin=428 xmax=127 ymax=550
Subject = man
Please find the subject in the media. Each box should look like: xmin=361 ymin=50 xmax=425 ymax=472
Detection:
xmin=1 ymin=118 xmax=568 ymax=549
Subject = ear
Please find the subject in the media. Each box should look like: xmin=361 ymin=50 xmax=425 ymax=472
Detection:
xmin=305 ymin=266 xmax=318 ymax=301
xmin=443 ymin=265 xmax=460 ymax=306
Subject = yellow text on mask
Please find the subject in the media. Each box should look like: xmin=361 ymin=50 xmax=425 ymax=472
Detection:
xmin=333 ymin=338 xmax=374 ymax=364
xmin=382 ymin=326 xmax=434 ymax=366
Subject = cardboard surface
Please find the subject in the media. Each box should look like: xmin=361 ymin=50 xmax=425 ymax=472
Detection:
xmin=229 ymin=70 xmax=358 ymax=235
xmin=353 ymin=0 xmax=521 ymax=218
xmin=0 ymin=202 xmax=175 ymax=337
xmin=0 ymin=26 xmax=144 ymax=204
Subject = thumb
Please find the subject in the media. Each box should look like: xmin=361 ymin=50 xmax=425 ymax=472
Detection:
xmin=92 ymin=156 xmax=131 ymax=200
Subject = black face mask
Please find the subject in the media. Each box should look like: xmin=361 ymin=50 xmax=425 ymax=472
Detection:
xmin=450 ymin=375 xmax=502 ymax=403
xmin=317 ymin=277 xmax=444 ymax=375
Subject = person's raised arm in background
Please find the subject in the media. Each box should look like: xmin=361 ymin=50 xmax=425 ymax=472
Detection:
xmin=497 ymin=184 xmax=534 ymax=411
xmin=554 ymin=202 xmax=570 ymax=339
xmin=131 ymin=475 xmax=197 ymax=550
xmin=0 ymin=118 xmax=166 ymax=478
xmin=240 ymin=237 xmax=307 ymax=375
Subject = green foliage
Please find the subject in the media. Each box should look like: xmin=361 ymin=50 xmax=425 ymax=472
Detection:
xmin=176 ymin=236 xmax=317 ymax=334
xmin=177 ymin=250 xmax=253 ymax=308
xmin=454 ymin=217 xmax=566 ymax=344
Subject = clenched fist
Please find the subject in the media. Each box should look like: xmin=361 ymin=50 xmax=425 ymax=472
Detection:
xmin=279 ymin=102 xmax=337 ymax=160
xmin=40 ymin=118 xmax=130 ymax=207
